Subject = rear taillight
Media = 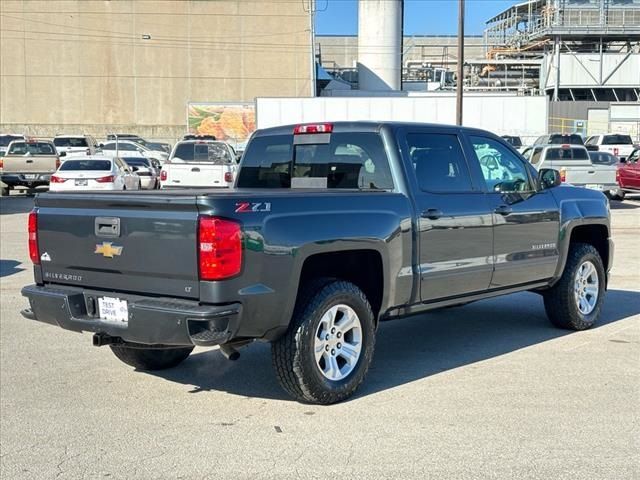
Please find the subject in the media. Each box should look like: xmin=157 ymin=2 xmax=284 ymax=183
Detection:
xmin=293 ymin=123 xmax=333 ymax=134
xmin=613 ymin=147 xmax=619 ymax=156
xmin=198 ymin=216 xmax=242 ymax=280
xmin=95 ymin=175 xmax=115 ymax=183
xmin=0 ymin=158 xmax=3 ymax=169
xmin=50 ymin=175 xmax=67 ymax=183
xmin=616 ymin=167 xmax=620 ymax=183
xmin=160 ymin=170 xmax=167 ymax=181
xmin=559 ymin=168 xmax=566 ymax=183
xmin=224 ymin=171 xmax=233 ymax=183
xmin=28 ymin=210 xmax=39 ymax=264
xmin=55 ymin=158 xmax=61 ymax=169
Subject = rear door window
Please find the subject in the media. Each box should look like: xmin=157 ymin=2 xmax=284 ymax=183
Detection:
xmin=237 ymin=132 xmax=393 ymax=190
xmin=406 ymin=133 xmax=473 ymax=192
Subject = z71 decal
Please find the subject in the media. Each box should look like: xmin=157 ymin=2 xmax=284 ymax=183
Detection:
xmin=235 ymin=202 xmax=271 ymax=213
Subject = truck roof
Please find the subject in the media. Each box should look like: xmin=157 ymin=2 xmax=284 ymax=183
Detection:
xmin=253 ymin=121 xmax=488 ymax=137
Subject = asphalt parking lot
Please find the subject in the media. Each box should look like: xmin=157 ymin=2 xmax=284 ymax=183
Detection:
xmin=1 ymin=192 xmax=638 ymax=479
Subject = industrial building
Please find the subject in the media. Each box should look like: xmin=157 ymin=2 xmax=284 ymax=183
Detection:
xmin=0 ymin=0 xmax=313 ymax=141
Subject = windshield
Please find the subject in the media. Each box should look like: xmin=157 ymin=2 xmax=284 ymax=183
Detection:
xmin=549 ymin=134 xmax=584 ymax=145
xmin=0 ymin=135 xmax=23 ymax=147
xmin=8 ymin=142 xmax=56 ymax=155
xmin=602 ymin=134 xmax=632 ymax=145
xmin=54 ymin=137 xmax=88 ymax=147
xmin=59 ymin=160 xmax=112 ymax=171
xmin=502 ymin=136 xmax=522 ymax=147
xmin=121 ymin=158 xmax=150 ymax=168
xmin=172 ymin=142 xmax=232 ymax=163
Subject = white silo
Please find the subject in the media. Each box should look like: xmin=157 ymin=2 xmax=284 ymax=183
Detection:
xmin=357 ymin=0 xmax=403 ymax=91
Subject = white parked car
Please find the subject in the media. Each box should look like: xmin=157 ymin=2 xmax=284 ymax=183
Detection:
xmin=119 ymin=156 xmax=159 ymax=189
xmin=100 ymin=140 xmax=168 ymax=163
xmin=53 ymin=135 xmax=100 ymax=158
xmin=160 ymin=140 xmax=238 ymax=189
xmin=49 ymin=156 xmax=140 ymax=192
xmin=585 ymin=133 xmax=638 ymax=161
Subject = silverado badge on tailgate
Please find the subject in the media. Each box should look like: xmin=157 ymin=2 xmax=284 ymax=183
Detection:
xmin=95 ymin=242 xmax=123 ymax=258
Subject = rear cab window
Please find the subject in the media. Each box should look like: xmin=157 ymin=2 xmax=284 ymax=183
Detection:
xmin=237 ymin=132 xmax=394 ymax=190
xmin=54 ymin=137 xmax=88 ymax=147
xmin=172 ymin=142 xmax=232 ymax=164
xmin=545 ymin=147 xmax=589 ymax=161
xmin=602 ymin=134 xmax=632 ymax=145
xmin=549 ymin=134 xmax=584 ymax=145
xmin=7 ymin=142 xmax=56 ymax=155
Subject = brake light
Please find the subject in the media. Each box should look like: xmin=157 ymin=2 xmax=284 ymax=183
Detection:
xmin=0 ymin=158 xmax=3 ymax=169
xmin=50 ymin=175 xmax=67 ymax=183
xmin=293 ymin=123 xmax=333 ymax=135
xmin=95 ymin=175 xmax=115 ymax=183
xmin=224 ymin=171 xmax=233 ymax=183
xmin=561 ymin=144 xmax=570 ymax=149
xmin=198 ymin=216 xmax=242 ymax=280
xmin=160 ymin=170 xmax=167 ymax=181
xmin=28 ymin=210 xmax=39 ymax=264
xmin=559 ymin=168 xmax=567 ymax=183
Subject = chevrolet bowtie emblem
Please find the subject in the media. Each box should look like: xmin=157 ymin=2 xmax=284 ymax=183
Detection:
xmin=95 ymin=242 xmax=123 ymax=258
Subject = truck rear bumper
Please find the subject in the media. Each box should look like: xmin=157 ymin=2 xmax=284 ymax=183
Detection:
xmin=1 ymin=173 xmax=51 ymax=188
xmin=21 ymin=284 xmax=242 ymax=347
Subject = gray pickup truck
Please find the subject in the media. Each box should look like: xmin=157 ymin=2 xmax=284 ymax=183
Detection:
xmin=21 ymin=122 xmax=613 ymax=404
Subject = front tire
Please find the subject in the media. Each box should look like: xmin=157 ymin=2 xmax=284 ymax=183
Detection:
xmin=272 ymin=280 xmax=376 ymax=404
xmin=110 ymin=345 xmax=194 ymax=370
xmin=543 ymin=243 xmax=606 ymax=330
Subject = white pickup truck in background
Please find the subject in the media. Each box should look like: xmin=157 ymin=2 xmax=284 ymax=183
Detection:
xmin=522 ymin=144 xmax=623 ymax=199
xmin=585 ymin=134 xmax=638 ymax=161
xmin=160 ymin=140 xmax=238 ymax=189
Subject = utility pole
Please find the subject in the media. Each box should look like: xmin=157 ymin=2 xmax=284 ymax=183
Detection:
xmin=456 ymin=0 xmax=465 ymax=126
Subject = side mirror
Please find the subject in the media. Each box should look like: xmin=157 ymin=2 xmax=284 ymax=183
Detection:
xmin=619 ymin=158 xmax=627 ymax=164
xmin=99 ymin=143 xmax=104 ymax=148
xmin=59 ymin=151 xmax=66 ymax=157
xmin=538 ymin=168 xmax=561 ymax=190
xmin=131 ymin=166 xmax=139 ymax=172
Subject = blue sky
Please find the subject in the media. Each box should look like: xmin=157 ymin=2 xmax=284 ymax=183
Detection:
xmin=316 ymin=0 xmax=516 ymax=36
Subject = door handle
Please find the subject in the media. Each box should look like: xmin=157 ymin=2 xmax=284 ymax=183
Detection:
xmin=421 ymin=208 xmax=443 ymax=220
xmin=494 ymin=205 xmax=512 ymax=216
xmin=26 ymin=159 xmax=33 ymax=163
xmin=191 ymin=167 xmax=200 ymax=172
xmin=588 ymin=170 xmax=595 ymax=174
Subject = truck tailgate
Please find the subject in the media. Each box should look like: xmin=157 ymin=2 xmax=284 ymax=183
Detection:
xmin=164 ymin=162 xmax=230 ymax=188
xmin=34 ymin=192 xmax=200 ymax=299
xmin=564 ymin=164 xmax=617 ymax=188
xmin=3 ymin=154 xmax=58 ymax=173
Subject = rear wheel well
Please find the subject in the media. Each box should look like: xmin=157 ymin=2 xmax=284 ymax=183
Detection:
xmin=297 ymin=250 xmax=384 ymax=321
xmin=569 ymin=224 xmax=609 ymax=271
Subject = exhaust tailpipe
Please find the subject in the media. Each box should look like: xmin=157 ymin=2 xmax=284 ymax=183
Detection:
xmin=92 ymin=333 xmax=121 ymax=347
xmin=219 ymin=344 xmax=240 ymax=361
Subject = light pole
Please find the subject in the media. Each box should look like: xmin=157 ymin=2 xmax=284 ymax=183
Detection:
xmin=456 ymin=0 xmax=465 ymax=126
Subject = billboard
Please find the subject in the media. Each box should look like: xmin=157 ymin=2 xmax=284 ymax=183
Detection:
xmin=187 ymin=102 xmax=256 ymax=151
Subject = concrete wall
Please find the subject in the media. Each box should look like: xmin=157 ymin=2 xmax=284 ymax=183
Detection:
xmin=317 ymin=35 xmax=487 ymax=70
xmin=0 ymin=0 xmax=312 ymax=142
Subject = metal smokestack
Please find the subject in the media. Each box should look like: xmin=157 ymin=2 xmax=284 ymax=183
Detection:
xmin=357 ymin=0 xmax=403 ymax=91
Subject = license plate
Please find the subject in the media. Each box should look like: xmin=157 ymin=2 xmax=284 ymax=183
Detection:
xmin=24 ymin=174 xmax=36 ymax=180
xmin=75 ymin=179 xmax=88 ymax=186
xmin=98 ymin=297 xmax=129 ymax=324
xmin=585 ymin=184 xmax=604 ymax=191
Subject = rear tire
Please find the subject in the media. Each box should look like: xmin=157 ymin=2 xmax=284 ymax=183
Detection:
xmin=110 ymin=345 xmax=194 ymax=370
xmin=543 ymin=243 xmax=606 ymax=330
xmin=272 ymin=279 xmax=376 ymax=404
